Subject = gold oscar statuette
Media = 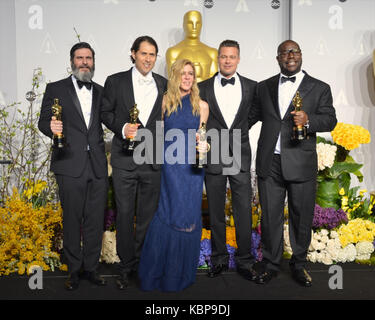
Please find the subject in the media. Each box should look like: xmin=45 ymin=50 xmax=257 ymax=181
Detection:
xmin=166 ymin=10 xmax=218 ymax=83
xmin=195 ymin=122 xmax=208 ymax=168
xmin=126 ymin=104 xmax=139 ymax=151
xmin=51 ymin=98 xmax=64 ymax=148
xmin=291 ymin=91 xmax=307 ymax=140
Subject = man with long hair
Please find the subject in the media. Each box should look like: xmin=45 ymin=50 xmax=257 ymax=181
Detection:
xmin=101 ymin=36 xmax=167 ymax=290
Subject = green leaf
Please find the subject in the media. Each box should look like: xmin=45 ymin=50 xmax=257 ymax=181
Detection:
xmin=316 ymin=179 xmax=340 ymax=209
xmin=326 ymin=161 xmax=363 ymax=179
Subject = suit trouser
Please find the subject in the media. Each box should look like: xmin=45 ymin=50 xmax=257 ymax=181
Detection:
xmin=112 ymin=165 xmax=161 ymax=274
xmin=55 ymin=160 xmax=108 ymax=274
xmin=257 ymin=154 xmax=316 ymax=272
xmin=205 ymin=171 xmax=254 ymax=269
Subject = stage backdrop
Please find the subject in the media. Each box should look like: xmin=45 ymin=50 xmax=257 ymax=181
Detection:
xmin=0 ymin=0 xmax=374 ymax=191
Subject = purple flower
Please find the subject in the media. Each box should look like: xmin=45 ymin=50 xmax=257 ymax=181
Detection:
xmin=199 ymin=239 xmax=212 ymax=267
xmin=198 ymin=229 xmax=264 ymax=268
xmin=312 ymin=204 xmax=348 ymax=230
xmin=104 ymin=209 xmax=116 ymax=231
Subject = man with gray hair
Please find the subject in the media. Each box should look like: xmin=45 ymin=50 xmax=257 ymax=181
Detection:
xmin=38 ymin=42 xmax=108 ymax=290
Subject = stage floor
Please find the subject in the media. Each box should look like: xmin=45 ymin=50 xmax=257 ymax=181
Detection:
xmin=1 ymin=260 xmax=374 ymax=301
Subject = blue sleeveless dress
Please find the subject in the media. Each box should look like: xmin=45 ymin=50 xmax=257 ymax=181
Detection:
xmin=138 ymin=94 xmax=204 ymax=292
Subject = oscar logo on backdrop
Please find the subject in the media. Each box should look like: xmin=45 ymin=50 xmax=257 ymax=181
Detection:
xmin=166 ymin=10 xmax=218 ymax=82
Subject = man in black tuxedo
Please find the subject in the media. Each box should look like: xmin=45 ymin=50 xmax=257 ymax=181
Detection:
xmin=199 ymin=40 xmax=257 ymax=281
xmin=38 ymin=42 xmax=108 ymax=290
xmin=250 ymin=40 xmax=337 ymax=286
xmin=101 ymin=36 xmax=167 ymax=290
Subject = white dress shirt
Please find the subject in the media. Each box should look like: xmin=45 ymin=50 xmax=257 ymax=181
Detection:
xmin=72 ymin=76 xmax=92 ymax=128
xmin=214 ymin=72 xmax=242 ymax=128
xmin=132 ymin=66 xmax=158 ymax=126
xmin=274 ymin=70 xmax=305 ymax=154
xmin=122 ymin=67 xmax=158 ymax=139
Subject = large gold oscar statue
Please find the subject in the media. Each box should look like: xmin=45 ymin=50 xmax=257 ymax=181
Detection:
xmin=166 ymin=10 xmax=218 ymax=82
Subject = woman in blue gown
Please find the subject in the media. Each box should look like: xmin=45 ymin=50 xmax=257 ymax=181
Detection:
xmin=138 ymin=59 xmax=209 ymax=292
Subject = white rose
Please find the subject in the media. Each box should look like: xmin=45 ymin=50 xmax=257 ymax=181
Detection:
xmin=321 ymin=252 xmax=333 ymax=265
xmin=330 ymin=231 xmax=339 ymax=239
xmin=317 ymin=143 xmax=337 ymax=171
xmin=344 ymin=244 xmax=357 ymax=262
xmin=356 ymin=241 xmax=374 ymax=255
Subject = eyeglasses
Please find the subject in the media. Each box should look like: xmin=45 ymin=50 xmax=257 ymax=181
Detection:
xmin=278 ymin=49 xmax=302 ymax=56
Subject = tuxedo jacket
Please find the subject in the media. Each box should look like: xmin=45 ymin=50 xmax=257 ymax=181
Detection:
xmin=250 ymin=71 xmax=337 ymax=182
xmin=100 ymin=68 xmax=167 ymax=171
xmin=199 ymin=73 xmax=257 ymax=174
xmin=38 ymin=76 xmax=107 ymax=178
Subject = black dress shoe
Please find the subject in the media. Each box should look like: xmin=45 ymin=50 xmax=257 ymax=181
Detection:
xmin=65 ymin=273 xmax=80 ymax=291
xmin=291 ymin=268 xmax=312 ymax=287
xmin=255 ymin=269 xmax=278 ymax=285
xmin=237 ymin=266 xmax=258 ymax=281
xmin=83 ymin=271 xmax=107 ymax=286
xmin=116 ymin=273 xmax=129 ymax=290
xmin=207 ymin=264 xmax=228 ymax=278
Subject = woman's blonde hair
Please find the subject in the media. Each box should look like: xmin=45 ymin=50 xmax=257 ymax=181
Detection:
xmin=164 ymin=59 xmax=200 ymax=117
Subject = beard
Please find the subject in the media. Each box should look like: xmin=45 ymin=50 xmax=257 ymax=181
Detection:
xmin=71 ymin=62 xmax=95 ymax=82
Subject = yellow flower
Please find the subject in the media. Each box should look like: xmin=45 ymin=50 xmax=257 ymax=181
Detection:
xmin=339 ymin=188 xmax=345 ymax=196
xmin=0 ymin=189 xmax=63 ymax=276
xmin=338 ymin=218 xmax=375 ymax=247
xmin=331 ymin=123 xmax=371 ymax=150
xmin=201 ymin=228 xmax=211 ymax=240
xmin=59 ymin=264 xmax=68 ymax=272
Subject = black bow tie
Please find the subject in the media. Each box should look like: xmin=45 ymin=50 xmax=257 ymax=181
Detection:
xmin=221 ymin=77 xmax=235 ymax=87
xmin=77 ymin=80 xmax=92 ymax=90
xmin=281 ymin=76 xmax=296 ymax=84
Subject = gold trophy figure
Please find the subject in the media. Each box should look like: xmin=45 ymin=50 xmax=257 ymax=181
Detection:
xmin=51 ymin=98 xmax=64 ymax=148
xmin=195 ymin=122 xmax=208 ymax=168
xmin=291 ymin=91 xmax=307 ymax=140
xmin=166 ymin=10 xmax=218 ymax=83
xmin=126 ymin=104 xmax=139 ymax=151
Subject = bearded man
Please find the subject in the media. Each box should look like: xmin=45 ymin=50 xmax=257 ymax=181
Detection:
xmin=38 ymin=42 xmax=108 ymax=291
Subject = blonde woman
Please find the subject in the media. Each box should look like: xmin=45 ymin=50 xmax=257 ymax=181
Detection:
xmin=138 ymin=59 xmax=209 ymax=292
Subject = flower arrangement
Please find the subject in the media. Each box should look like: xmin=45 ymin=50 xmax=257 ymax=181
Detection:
xmin=284 ymin=224 xmax=375 ymax=265
xmin=0 ymin=68 xmax=58 ymax=202
xmin=316 ymin=123 xmax=370 ymax=209
xmin=0 ymin=185 xmax=66 ymax=275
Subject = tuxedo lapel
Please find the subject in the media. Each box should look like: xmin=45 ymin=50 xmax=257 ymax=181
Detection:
xmin=266 ymin=75 xmax=281 ymax=119
xmin=88 ymin=83 xmax=99 ymax=130
xmin=121 ymin=69 xmax=136 ymax=114
xmin=207 ymin=76 xmax=227 ymax=129
xmin=230 ymin=74 xmax=249 ymax=130
xmin=65 ymin=77 xmax=87 ymax=131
